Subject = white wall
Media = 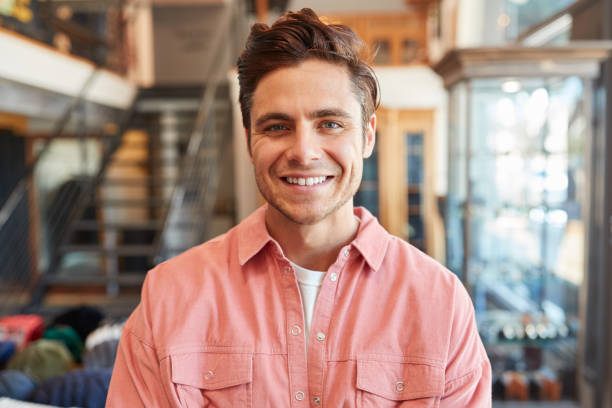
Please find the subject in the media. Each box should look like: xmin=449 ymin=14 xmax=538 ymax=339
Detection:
xmin=228 ymin=69 xmax=259 ymax=222
xmin=0 ymin=30 xmax=136 ymax=109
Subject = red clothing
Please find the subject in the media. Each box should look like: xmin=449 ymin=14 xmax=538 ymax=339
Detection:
xmin=106 ymin=206 xmax=491 ymax=407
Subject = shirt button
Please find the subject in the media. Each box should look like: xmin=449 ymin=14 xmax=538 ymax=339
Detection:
xmin=313 ymin=396 xmax=321 ymax=405
xmin=344 ymin=248 xmax=350 ymax=257
xmin=284 ymin=266 xmax=292 ymax=274
xmin=295 ymin=391 xmax=305 ymax=401
xmin=395 ymin=381 xmax=405 ymax=392
xmin=329 ymin=272 xmax=338 ymax=282
xmin=316 ymin=332 xmax=326 ymax=341
xmin=204 ymin=370 xmax=214 ymax=380
xmin=290 ymin=325 xmax=302 ymax=336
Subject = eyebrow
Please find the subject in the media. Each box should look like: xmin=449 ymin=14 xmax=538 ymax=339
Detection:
xmin=309 ymin=109 xmax=352 ymax=120
xmin=254 ymin=109 xmax=352 ymax=128
xmin=254 ymin=113 xmax=292 ymax=128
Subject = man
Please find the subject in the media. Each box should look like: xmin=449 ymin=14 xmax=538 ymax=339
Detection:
xmin=106 ymin=8 xmax=491 ymax=407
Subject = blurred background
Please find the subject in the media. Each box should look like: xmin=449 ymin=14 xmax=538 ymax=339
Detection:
xmin=0 ymin=0 xmax=611 ymax=407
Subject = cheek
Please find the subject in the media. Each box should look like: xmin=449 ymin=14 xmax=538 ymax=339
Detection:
xmin=327 ymin=141 xmax=362 ymax=171
xmin=252 ymin=142 xmax=282 ymax=172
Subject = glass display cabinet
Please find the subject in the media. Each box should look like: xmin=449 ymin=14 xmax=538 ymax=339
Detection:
xmin=434 ymin=45 xmax=611 ymax=403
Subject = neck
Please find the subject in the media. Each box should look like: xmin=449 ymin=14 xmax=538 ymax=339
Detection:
xmin=265 ymin=204 xmax=359 ymax=271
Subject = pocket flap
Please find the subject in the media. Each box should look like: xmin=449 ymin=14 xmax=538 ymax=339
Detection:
xmin=171 ymin=352 xmax=252 ymax=390
xmin=357 ymin=359 xmax=444 ymax=401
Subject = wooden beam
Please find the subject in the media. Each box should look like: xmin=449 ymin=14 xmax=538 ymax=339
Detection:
xmin=0 ymin=113 xmax=27 ymax=134
xmin=25 ymin=134 xmax=41 ymax=283
xmin=377 ymin=108 xmax=406 ymax=238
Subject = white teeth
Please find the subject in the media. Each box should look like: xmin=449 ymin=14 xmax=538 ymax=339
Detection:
xmin=286 ymin=176 xmax=327 ymax=186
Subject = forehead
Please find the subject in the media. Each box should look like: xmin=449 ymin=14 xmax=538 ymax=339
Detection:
xmin=251 ymin=59 xmax=360 ymax=119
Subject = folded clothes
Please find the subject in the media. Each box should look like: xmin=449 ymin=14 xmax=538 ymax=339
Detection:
xmin=0 ymin=341 xmax=16 ymax=367
xmin=0 ymin=370 xmax=35 ymax=400
xmin=51 ymin=306 xmax=104 ymax=343
xmin=82 ymin=322 xmax=124 ymax=370
xmin=30 ymin=369 xmax=112 ymax=408
xmin=0 ymin=315 xmax=44 ymax=349
xmin=43 ymin=327 xmax=83 ymax=363
xmin=6 ymin=340 xmax=74 ymax=384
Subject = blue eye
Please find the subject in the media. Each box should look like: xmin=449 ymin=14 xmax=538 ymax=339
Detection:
xmin=266 ymin=124 xmax=287 ymax=131
xmin=322 ymin=121 xmax=341 ymax=129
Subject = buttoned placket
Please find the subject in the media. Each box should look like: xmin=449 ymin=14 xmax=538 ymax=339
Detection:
xmin=278 ymin=254 xmax=310 ymax=407
xmin=306 ymin=245 xmax=352 ymax=407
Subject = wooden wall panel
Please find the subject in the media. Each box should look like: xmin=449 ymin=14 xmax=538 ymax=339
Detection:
xmin=323 ymin=11 xmax=429 ymax=66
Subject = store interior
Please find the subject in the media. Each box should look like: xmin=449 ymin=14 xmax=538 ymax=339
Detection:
xmin=1 ymin=0 xmax=612 ymax=407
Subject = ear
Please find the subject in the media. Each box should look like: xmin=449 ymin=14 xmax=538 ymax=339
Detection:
xmin=362 ymin=114 xmax=376 ymax=158
xmin=244 ymin=128 xmax=253 ymax=163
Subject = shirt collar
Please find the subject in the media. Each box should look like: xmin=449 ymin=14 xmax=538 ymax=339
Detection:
xmin=237 ymin=205 xmax=390 ymax=271
xmin=237 ymin=205 xmax=274 ymax=266
xmin=351 ymin=207 xmax=390 ymax=272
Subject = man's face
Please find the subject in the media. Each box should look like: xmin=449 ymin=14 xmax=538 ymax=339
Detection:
xmin=248 ymin=59 xmax=376 ymax=225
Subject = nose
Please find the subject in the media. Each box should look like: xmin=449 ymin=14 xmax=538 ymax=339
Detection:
xmin=285 ymin=123 xmax=322 ymax=165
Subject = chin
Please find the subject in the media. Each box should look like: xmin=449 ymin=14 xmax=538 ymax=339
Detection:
xmin=270 ymin=198 xmax=352 ymax=226
xmin=274 ymin=205 xmax=328 ymax=225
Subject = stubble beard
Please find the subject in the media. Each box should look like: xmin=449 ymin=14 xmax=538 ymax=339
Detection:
xmin=255 ymin=166 xmax=363 ymax=226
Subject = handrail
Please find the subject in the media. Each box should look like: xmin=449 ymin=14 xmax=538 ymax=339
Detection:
xmin=26 ymin=99 xmax=138 ymax=308
xmin=515 ymin=0 xmax=597 ymax=45
xmin=152 ymin=4 xmax=234 ymax=261
xmin=0 ymin=14 xmax=133 ymax=314
xmin=0 ymin=61 xmax=132 ymax=314
xmin=0 ymin=68 xmax=99 ymax=229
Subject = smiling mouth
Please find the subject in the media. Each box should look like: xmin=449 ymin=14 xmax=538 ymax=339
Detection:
xmin=283 ymin=176 xmax=329 ymax=186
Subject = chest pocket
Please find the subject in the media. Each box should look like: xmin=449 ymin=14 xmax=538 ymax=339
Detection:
xmin=171 ymin=352 xmax=252 ymax=408
xmin=356 ymin=359 xmax=444 ymax=408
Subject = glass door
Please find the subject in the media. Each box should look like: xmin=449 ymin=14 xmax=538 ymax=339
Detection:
xmin=447 ymin=75 xmax=589 ymax=402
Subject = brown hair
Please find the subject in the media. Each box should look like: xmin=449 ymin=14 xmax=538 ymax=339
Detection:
xmin=237 ymin=8 xmax=379 ymax=143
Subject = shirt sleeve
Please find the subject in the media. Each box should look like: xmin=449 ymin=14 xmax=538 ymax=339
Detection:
xmin=105 ymin=308 xmax=172 ymax=408
xmin=106 ymin=268 xmax=177 ymax=408
xmin=440 ymin=277 xmax=492 ymax=407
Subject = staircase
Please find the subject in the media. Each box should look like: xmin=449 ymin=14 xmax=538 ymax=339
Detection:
xmin=28 ymin=85 xmax=233 ymax=317
xmin=0 ymin=0 xmax=239 ymax=319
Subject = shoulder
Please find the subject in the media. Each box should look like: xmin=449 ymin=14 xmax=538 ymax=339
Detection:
xmin=140 ymin=225 xmax=244 ymax=300
xmin=384 ymin=235 xmax=460 ymax=295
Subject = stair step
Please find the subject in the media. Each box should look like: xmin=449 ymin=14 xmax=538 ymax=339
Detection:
xmin=96 ymin=198 xmax=168 ymax=207
xmin=135 ymin=98 xmax=201 ymax=112
xmin=74 ymin=220 xmax=198 ymax=231
xmin=44 ymin=272 xmax=146 ymax=286
xmin=27 ymin=295 xmax=142 ymax=320
xmin=109 ymin=159 xmax=180 ymax=167
xmin=118 ymin=140 xmax=184 ymax=149
xmin=61 ymin=244 xmax=157 ymax=256
xmin=74 ymin=220 xmax=163 ymax=230
xmin=101 ymin=177 xmax=178 ymax=187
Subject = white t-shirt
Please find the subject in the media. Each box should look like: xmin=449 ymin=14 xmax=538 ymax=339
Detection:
xmin=290 ymin=261 xmax=326 ymax=345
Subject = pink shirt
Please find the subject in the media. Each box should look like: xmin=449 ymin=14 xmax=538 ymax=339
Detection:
xmin=106 ymin=206 xmax=491 ymax=407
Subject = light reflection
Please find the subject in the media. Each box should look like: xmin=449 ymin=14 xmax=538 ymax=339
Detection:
xmin=490 ymin=130 xmax=516 ymax=153
xmin=525 ymin=88 xmax=549 ymax=137
xmin=502 ymin=80 xmax=522 ymax=93
xmin=545 ymin=100 xmax=569 ymax=153
xmin=495 ymin=97 xmax=517 ymax=127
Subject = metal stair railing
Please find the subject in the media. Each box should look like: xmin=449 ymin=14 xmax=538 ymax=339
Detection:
xmin=153 ymin=4 xmax=234 ymax=262
xmin=0 ymin=66 xmax=135 ymax=315
xmin=27 ymin=102 xmax=138 ymax=308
